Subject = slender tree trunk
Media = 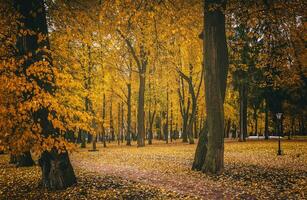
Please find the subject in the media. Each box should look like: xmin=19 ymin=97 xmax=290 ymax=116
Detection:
xmin=165 ymin=90 xmax=169 ymax=144
xmin=239 ymin=84 xmax=248 ymax=141
xmin=254 ymin=109 xmax=258 ymax=136
xmin=77 ymin=129 xmax=82 ymax=144
xmin=110 ymin=101 xmax=114 ymax=142
xmin=137 ymin=72 xmax=146 ymax=147
xmin=117 ymin=103 xmax=121 ymax=145
xmin=121 ymin=102 xmax=124 ymax=143
xmin=265 ymin=98 xmax=269 ymax=139
xmin=290 ymin=117 xmax=294 ymax=139
xmin=225 ymin=118 xmax=231 ymax=138
xmin=194 ymin=113 xmax=198 ymax=139
xmin=102 ymin=94 xmax=107 ymax=147
xmin=127 ymin=84 xmax=132 ymax=146
xmin=80 ymin=130 xmax=86 ymax=148
xmin=170 ymin=103 xmax=173 ymax=142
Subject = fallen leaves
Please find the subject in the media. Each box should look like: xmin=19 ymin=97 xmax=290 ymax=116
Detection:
xmin=0 ymin=140 xmax=306 ymax=199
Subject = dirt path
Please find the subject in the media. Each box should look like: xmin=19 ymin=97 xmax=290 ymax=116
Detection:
xmin=71 ymin=158 xmax=225 ymax=199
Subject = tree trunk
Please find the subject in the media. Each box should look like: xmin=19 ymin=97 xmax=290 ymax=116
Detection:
xmin=127 ymin=84 xmax=132 ymax=146
xmin=102 ymin=94 xmax=107 ymax=147
xmin=192 ymin=122 xmax=208 ymax=170
xmin=265 ymin=98 xmax=269 ymax=139
xmin=148 ymin=110 xmax=155 ymax=145
xmin=182 ymin=115 xmax=188 ymax=142
xmin=254 ymin=109 xmax=258 ymax=136
xmin=10 ymin=151 xmax=34 ymax=167
xmin=290 ymin=117 xmax=294 ymax=139
xmin=194 ymin=113 xmax=198 ymax=139
xmin=165 ymin=90 xmax=169 ymax=144
xmin=80 ymin=130 xmax=86 ymax=148
xmin=239 ymin=83 xmax=248 ymax=142
xmin=117 ymin=102 xmax=121 ymax=145
xmin=170 ymin=103 xmax=173 ymax=142
xmin=225 ymin=118 xmax=231 ymax=138
xmin=121 ymin=102 xmax=124 ymax=143
xmin=39 ymin=150 xmax=76 ymax=190
xmin=110 ymin=101 xmax=115 ymax=142
xmin=137 ymin=72 xmax=146 ymax=147
xmin=301 ymin=115 xmax=305 ymax=135
xmin=195 ymin=0 xmax=228 ymax=174
xmin=156 ymin=115 xmax=162 ymax=140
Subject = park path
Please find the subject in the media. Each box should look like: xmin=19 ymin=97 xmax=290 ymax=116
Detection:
xmin=71 ymin=157 xmax=227 ymax=199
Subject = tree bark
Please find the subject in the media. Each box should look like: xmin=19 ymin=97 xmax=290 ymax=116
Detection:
xmin=254 ymin=108 xmax=258 ymax=136
xmin=192 ymin=122 xmax=208 ymax=170
xmin=39 ymin=149 xmax=76 ymax=190
xmin=239 ymin=83 xmax=248 ymax=142
xmin=102 ymin=94 xmax=107 ymax=147
xmin=110 ymin=101 xmax=114 ymax=142
xmin=265 ymin=98 xmax=269 ymax=139
xmin=126 ymin=84 xmax=132 ymax=146
xmin=193 ymin=0 xmax=229 ymax=174
xmin=117 ymin=102 xmax=121 ymax=145
xmin=10 ymin=151 xmax=34 ymax=167
xmin=137 ymin=72 xmax=146 ymax=147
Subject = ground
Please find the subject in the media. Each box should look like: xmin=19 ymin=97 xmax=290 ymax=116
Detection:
xmin=0 ymin=139 xmax=306 ymax=199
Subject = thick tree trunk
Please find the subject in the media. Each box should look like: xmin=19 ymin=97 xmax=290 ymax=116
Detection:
xmin=137 ymin=73 xmax=146 ymax=147
xmin=126 ymin=84 xmax=132 ymax=146
xmin=10 ymin=151 xmax=34 ymax=167
xmin=192 ymin=122 xmax=208 ymax=170
xmin=194 ymin=0 xmax=229 ymax=174
xmin=39 ymin=150 xmax=76 ymax=190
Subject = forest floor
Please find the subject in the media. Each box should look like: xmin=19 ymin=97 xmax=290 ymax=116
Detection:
xmin=0 ymin=139 xmax=306 ymax=199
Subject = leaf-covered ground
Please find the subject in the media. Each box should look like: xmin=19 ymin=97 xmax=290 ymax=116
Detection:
xmin=0 ymin=140 xmax=306 ymax=199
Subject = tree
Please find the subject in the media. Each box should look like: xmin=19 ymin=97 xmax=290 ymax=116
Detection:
xmin=13 ymin=0 xmax=76 ymax=189
xmin=193 ymin=0 xmax=229 ymax=174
